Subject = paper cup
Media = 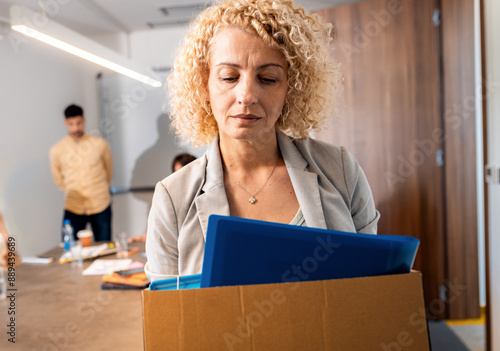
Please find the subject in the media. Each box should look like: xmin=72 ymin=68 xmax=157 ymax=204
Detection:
xmin=77 ymin=230 xmax=93 ymax=247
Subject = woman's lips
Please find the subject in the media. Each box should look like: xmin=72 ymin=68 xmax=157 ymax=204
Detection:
xmin=231 ymin=114 xmax=261 ymax=124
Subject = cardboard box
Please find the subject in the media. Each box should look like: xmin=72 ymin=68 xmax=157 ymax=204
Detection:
xmin=142 ymin=272 xmax=429 ymax=350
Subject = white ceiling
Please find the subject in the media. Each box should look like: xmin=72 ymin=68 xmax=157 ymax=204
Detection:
xmin=0 ymin=0 xmax=361 ymax=36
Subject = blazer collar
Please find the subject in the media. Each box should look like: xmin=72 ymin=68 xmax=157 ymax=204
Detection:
xmin=277 ymin=132 xmax=327 ymax=229
xmin=194 ymin=135 xmax=230 ymax=238
xmin=195 ymin=132 xmax=327 ymax=237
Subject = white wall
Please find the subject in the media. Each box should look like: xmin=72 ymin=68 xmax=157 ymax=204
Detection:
xmin=129 ymin=27 xmax=189 ymax=69
xmin=485 ymin=0 xmax=500 ymax=349
xmin=475 ymin=0 xmax=487 ymax=309
xmin=92 ymin=32 xmax=129 ymax=57
xmin=0 ymin=30 xmax=102 ymax=257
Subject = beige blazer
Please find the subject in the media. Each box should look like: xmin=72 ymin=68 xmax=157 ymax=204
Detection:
xmin=145 ymin=132 xmax=380 ymax=282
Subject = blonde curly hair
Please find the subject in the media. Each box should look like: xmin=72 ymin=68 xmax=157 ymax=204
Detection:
xmin=168 ymin=0 xmax=341 ymax=146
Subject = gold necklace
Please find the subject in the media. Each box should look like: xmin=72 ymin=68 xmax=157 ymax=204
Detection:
xmin=224 ymin=160 xmax=279 ymax=204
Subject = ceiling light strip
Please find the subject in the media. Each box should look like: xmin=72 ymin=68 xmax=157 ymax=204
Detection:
xmin=10 ymin=5 xmax=162 ymax=88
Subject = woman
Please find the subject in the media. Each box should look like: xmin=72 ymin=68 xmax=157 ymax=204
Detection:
xmin=145 ymin=0 xmax=379 ymax=282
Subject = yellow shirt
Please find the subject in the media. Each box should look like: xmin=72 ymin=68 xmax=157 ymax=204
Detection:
xmin=50 ymin=134 xmax=113 ymax=215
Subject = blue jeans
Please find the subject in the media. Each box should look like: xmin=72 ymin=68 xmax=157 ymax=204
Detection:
xmin=63 ymin=205 xmax=112 ymax=242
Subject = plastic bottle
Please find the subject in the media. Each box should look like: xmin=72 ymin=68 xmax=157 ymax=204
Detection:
xmin=0 ymin=267 xmax=6 ymax=300
xmin=117 ymin=232 xmax=128 ymax=259
xmin=62 ymin=219 xmax=75 ymax=253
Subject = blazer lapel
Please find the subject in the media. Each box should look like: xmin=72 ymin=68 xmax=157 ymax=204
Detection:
xmin=278 ymin=132 xmax=327 ymax=229
xmin=194 ymin=135 xmax=230 ymax=238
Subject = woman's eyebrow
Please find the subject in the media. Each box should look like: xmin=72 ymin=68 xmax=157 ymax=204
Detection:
xmin=215 ymin=62 xmax=285 ymax=70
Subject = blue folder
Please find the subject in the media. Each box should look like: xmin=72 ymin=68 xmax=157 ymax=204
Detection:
xmin=150 ymin=215 xmax=419 ymax=290
xmin=149 ymin=274 xmax=202 ymax=291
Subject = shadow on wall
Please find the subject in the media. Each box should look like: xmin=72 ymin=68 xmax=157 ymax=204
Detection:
xmin=130 ymin=113 xmax=178 ymax=223
xmin=131 ymin=113 xmax=178 ymax=192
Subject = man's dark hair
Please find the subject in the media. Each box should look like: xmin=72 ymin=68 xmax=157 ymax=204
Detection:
xmin=171 ymin=153 xmax=196 ymax=172
xmin=64 ymin=104 xmax=83 ymax=119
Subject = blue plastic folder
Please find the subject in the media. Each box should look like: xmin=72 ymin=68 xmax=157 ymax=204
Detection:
xmin=150 ymin=215 xmax=419 ymax=290
xmin=149 ymin=274 xmax=202 ymax=291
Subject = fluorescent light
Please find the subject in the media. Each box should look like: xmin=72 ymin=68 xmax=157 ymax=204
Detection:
xmin=10 ymin=5 xmax=162 ymax=88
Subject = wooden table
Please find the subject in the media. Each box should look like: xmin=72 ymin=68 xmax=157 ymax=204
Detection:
xmin=0 ymin=242 xmax=146 ymax=351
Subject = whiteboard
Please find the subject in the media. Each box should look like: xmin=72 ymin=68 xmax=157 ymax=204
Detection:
xmin=97 ymin=72 xmax=204 ymax=191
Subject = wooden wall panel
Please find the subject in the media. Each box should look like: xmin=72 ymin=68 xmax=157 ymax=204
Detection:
xmin=441 ymin=0 xmax=480 ymax=319
xmin=317 ymin=0 xmax=480 ymax=319
xmin=317 ymin=0 xmax=446 ymax=319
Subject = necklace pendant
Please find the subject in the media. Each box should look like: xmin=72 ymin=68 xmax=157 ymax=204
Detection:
xmin=248 ymin=196 xmax=257 ymax=204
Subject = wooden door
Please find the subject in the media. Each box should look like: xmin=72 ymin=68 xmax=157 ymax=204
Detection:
xmin=440 ymin=0 xmax=480 ymax=320
xmin=317 ymin=0 xmax=479 ymax=319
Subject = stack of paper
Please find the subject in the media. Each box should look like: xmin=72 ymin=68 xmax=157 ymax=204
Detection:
xmin=82 ymin=259 xmax=132 ymax=275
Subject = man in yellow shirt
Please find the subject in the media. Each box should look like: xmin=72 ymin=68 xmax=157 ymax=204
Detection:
xmin=50 ymin=104 xmax=113 ymax=242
